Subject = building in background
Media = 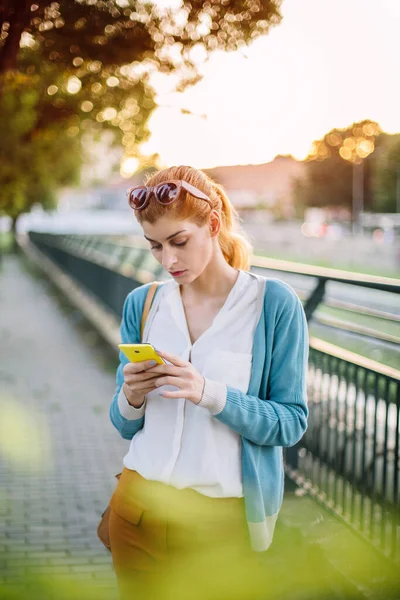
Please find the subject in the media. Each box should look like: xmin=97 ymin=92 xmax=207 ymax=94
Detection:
xmin=73 ymin=157 xmax=306 ymax=215
xmin=204 ymin=156 xmax=306 ymax=217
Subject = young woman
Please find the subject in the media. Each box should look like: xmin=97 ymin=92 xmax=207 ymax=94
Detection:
xmin=109 ymin=165 xmax=309 ymax=599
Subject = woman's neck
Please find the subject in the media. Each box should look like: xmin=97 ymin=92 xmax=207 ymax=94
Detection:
xmin=181 ymin=252 xmax=239 ymax=301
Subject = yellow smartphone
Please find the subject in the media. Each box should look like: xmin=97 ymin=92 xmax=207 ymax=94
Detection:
xmin=118 ymin=343 xmax=165 ymax=365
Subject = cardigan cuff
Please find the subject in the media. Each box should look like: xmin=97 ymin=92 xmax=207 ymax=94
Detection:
xmin=198 ymin=378 xmax=227 ymax=415
xmin=118 ymin=387 xmax=146 ymax=420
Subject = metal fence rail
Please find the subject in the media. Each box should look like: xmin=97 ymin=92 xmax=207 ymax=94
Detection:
xmin=27 ymin=231 xmax=165 ymax=317
xmin=27 ymin=231 xmax=400 ymax=564
xmin=29 ymin=232 xmax=400 ymax=369
xmin=285 ymin=338 xmax=400 ymax=564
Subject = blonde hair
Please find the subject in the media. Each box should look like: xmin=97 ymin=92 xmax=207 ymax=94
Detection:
xmin=134 ymin=165 xmax=253 ymax=271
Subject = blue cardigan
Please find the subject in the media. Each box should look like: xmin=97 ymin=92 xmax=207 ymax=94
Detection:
xmin=110 ymin=275 xmax=309 ymax=551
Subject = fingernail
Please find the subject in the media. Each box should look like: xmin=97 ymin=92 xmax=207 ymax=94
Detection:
xmin=149 ymin=360 xmax=157 ymax=366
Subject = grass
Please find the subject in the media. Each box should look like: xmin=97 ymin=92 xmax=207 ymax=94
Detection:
xmin=308 ymin=322 xmax=399 ymax=371
xmin=317 ymin=305 xmax=400 ymax=339
xmin=254 ymin=248 xmax=400 ymax=279
xmin=0 ymin=231 xmax=13 ymax=253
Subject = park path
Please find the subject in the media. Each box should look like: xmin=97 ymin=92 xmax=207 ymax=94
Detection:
xmin=0 ymin=254 xmax=128 ymax=594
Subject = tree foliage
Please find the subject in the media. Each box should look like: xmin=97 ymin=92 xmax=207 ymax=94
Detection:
xmin=294 ymin=120 xmax=382 ymax=212
xmin=0 ymin=70 xmax=81 ymax=229
xmin=0 ymin=1 xmax=282 ymax=148
xmin=373 ymin=133 xmax=400 ymax=213
xmin=0 ymin=0 xmax=282 ymax=227
xmin=0 ymin=1 xmax=282 ymax=72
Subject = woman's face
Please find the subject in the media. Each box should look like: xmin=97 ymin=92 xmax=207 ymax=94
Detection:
xmin=141 ymin=216 xmax=214 ymax=281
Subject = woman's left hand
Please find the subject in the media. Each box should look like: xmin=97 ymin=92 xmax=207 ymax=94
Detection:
xmin=147 ymin=349 xmax=205 ymax=405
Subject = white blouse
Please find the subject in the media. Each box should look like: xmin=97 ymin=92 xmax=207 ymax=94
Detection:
xmin=118 ymin=269 xmax=261 ymax=498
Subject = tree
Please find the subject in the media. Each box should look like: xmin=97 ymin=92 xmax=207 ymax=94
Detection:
xmin=0 ymin=71 xmax=81 ymax=239
xmin=373 ymin=133 xmax=400 ymax=213
xmin=0 ymin=1 xmax=283 ymax=146
xmin=0 ymin=0 xmax=283 ymax=237
xmin=293 ymin=120 xmax=381 ymax=215
xmin=0 ymin=1 xmax=282 ymax=75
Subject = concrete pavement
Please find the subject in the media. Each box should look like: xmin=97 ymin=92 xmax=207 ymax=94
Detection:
xmin=0 ymin=255 xmax=128 ymax=595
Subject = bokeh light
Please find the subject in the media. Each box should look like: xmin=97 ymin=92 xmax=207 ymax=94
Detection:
xmin=66 ymin=76 xmax=82 ymax=94
xmin=120 ymin=156 xmax=139 ymax=178
xmin=81 ymin=101 xmax=94 ymax=112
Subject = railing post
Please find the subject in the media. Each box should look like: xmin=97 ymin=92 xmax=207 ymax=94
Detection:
xmin=286 ymin=443 xmax=299 ymax=470
xmin=304 ymin=277 xmax=327 ymax=321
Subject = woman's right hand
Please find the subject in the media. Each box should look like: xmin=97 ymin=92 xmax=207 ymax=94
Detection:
xmin=122 ymin=360 xmax=159 ymax=408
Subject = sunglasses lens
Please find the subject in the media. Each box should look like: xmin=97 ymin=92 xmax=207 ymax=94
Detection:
xmin=129 ymin=188 xmax=147 ymax=209
xmin=156 ymin=183 xmax=179 ymax=204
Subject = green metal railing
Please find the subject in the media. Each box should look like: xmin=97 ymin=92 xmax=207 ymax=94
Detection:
xmin=27 ymin=231 xmax=165 ymax=317
xmin=27 ymin=231 xmax=400 ymax=564
xmin=286 ymin=338 xmax=399 ymax=564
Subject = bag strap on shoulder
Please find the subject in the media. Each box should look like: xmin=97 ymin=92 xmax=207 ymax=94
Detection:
xmin=140 ymin=281 xmax=160 ymax=341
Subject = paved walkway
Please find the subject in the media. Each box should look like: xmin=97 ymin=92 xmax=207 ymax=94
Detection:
xmin=0 ymin=255 xmax=127 ymax=594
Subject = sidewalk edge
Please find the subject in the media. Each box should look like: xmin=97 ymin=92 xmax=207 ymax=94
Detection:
xmin=17 ymin=233 xmax=120 ymax=354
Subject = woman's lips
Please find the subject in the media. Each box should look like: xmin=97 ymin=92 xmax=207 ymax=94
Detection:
xmin=170 ymin=270 xmax=186 ymax=277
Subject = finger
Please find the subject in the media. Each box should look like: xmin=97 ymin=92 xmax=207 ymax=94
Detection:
xmin=125 ymin=376 xmax=158 ymax=391
xmin=124 ymin=360 xmax=158 ymax=374
xmin=155 ymin=376 xmax=185 ymax=389
xmin=123 ymin=368 xmax=157 ymax=382
xmin=154 ymin=349 xmax=187 ymax=368
xmin=126 ymin=380 xmax=158 ymax=394
xmin=145 ymin=364 xmax=181 ymax=376
xmin=125 ymin=373 xmax=159 ymax=386
xmin=140 ymin=383 xmax=158 ymax=394
xmin=160 ymin=389 xmax=188 ymax=398
xmin=137 ymin=370 xmax=162 ymax=380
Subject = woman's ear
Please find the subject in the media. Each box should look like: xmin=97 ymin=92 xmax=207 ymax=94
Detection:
xmin=209 ymin=210 xmax=221 ymax=237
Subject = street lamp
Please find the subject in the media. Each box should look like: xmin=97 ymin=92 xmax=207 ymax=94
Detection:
xmin=352 ymin=160 xmax=364 ymax=236
xmin=397 ymin=166 xmax=400 ymax=214
xmin=339 ymin=135 xmax=376 ymax=235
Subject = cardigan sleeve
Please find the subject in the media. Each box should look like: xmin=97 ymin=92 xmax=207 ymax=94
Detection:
xmin=202 ymin=290 xmax=309 ymax=447
xmin=109 ymin=291 xmax=146 ymax=440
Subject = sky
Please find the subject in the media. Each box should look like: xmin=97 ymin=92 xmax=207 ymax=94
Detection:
xmin=135 ymin=0 xmax=400 ymax=170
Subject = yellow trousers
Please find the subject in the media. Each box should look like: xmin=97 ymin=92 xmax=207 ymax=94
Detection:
xmin=109 ymin=468 xmax=261 ymax=600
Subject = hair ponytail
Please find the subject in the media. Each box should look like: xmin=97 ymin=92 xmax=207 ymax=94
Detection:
xmin=138 ymin=165 xmax=253 ymax=271
xmin=213 ymin=184 xmax=253 ymax=271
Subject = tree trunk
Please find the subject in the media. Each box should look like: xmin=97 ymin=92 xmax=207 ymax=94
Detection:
xmin=11 ymin=215 xmax=18 ymax=234
xmin=10 ymin=215 xmax=19 ymax=252
xmin=0 ymin=0 xmax=32 ymax=76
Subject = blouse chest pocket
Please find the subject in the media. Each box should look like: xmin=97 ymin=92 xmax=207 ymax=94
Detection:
xmin=202 ymin=350 xmax=253 ymax=394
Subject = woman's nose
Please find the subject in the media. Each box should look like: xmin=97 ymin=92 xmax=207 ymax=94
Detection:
xmin=161 ymin=248 xmax=178 ymax=270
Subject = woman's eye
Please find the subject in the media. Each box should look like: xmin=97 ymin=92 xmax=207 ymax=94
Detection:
xmin=150 ymin=241 xmax=187 ymax=250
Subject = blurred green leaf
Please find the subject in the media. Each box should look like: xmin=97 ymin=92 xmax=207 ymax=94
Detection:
xmin=0 ymin=395 xmax=52 ymax=471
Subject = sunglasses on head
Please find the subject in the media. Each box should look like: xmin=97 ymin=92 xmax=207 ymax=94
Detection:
xmin=126 ymin=179 xmax=212 ymax=211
